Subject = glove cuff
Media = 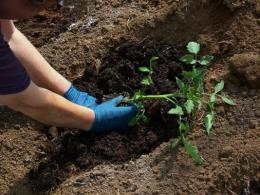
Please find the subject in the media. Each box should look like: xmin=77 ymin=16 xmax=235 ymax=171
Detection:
xmin=63 ymin=85 xmax=79 ymax=101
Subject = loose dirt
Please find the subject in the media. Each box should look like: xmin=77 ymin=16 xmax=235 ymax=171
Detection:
xmin=0 ymin=0 xmax=259 ymax=194
xmin=28 ymin=41 xmax=188 ymax=193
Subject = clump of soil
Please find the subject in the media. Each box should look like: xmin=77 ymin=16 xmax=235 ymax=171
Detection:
xmin=28 ymin=41 xmax=188 ymax=192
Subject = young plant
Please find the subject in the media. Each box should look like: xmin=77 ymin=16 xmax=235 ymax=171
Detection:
xmin=124 ymin=42 xmax=236 ymax=163
xmin=205 ymin=80 xmax=236 ymax=134
xmin=138 ymin=56 xmax=159 ymax=87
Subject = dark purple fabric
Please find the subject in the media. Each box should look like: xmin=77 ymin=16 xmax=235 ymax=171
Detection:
xmin=0 ymin=32 xmax=30 ymax=95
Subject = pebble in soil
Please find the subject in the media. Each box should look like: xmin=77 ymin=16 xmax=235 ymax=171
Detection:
xmin=28 ymin=41 xmax=190 ymax=192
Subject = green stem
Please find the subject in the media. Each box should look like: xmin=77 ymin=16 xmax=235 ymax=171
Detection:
xmin=203 ymin=93 xmax=222 ymax=98
xmin=139 ymin=93 xmax=182 ymax=99
xmin=165 ymin=97 xmax=176 ymax=105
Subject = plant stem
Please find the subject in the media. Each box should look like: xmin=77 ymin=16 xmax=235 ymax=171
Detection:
xmin=202 ymin=93 xmax=222 ymax=98
xmin=140 ymin=93 xmax=182 ymax=100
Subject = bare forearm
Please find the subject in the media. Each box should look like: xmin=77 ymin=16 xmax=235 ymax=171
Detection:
xmin=3 ymin=83 xmax=95 ymax=130
xmin=1 ymin=20 xmax=71 ymax=95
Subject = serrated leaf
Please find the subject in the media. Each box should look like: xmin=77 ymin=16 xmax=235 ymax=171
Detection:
xmin=141 ymin=76 xmax=153 ymax=86
xmin=171 ymin=137 xmax=181 ymax=149
xmin=185 ymin=100 xmax=194 ymax=114
xmin=138 ymin=67 xmax=151 ymax=73
xmin=150 ymin=56 xmax=159 ymax=66
xmin=183 ymin=139 xmax=203 ymax=164
xmin=204 ymin=113 xmax=215 ymax=134
xmin=180 ymin=54 xmax=196 ymax=64
xmin=214 ymin=81 xmax=224 ymax=93
xmin=187 ymin=42 xmax=200 ymax=55
xmin=199 ymin=55 xmax=214 ymax=65
xmin=222 ymin=96 xmax=236 ymax=106
xmin=176 ymin=77 xmax=185 ymax=90
xmin=168 ymin=106 xmax=184 ymax=116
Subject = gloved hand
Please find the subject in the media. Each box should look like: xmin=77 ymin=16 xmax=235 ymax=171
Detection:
xmin=90 ymin=96 xmax=138 ymax=134
xmin=64 ymin=85 xmax=97 ymax=108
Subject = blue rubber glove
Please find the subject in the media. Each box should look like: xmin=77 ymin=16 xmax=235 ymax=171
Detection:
xmin=64 ymin=85 xmax=97 ymax=108
xmin=90 ymin=96 xmax=138 ymax=134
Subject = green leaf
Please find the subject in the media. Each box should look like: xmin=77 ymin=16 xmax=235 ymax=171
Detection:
xmin=141 ymin=114 xmax=149 ymax=124
xmin=180 ymin=54 xmax=196 ymax=64
xmin=210 ymin=94 xmax=216 ymax=103
xmin=141 ymin=76 xmax=153 ymax=86
xmin=122 ymin=97 xmax=131 ymax=103
xmin=214 ymin=81 xmax=225 ymax=94
xmin=150 ymin=56 xmax=159 ymax=66
xmin=193 ymin=68 xmax=206 ymax=84
xmin=204 ymin=113 xmax=215 ymax=134
xmin=185 ymin=100 xmax=194 ymax=114
xmin=180 ymin=121 xmax=189 ymax=133
xmin=182 ymin=71 xmax=195 ymax=79
xmin=176 ymin=77 xmax=185 ymax=90
xmin=168 ymin=106 xmax=184 ymax=116
xmin=187 ymin=42 xmax=200 ymax=55
xmin=171 ymin=137 xmax=181 ymax=149
xmin=208 ymin=94 xmax=216 ymax=110
xmin=133 ymin=90 xmax=143 ymax=100
xmin=199 ymin=55 xmax=214 ymax=65
xmin=138 ymin=67 xmax=151 ymax=73
xmin=128 ymin=116 xmax=139 ymax=126
xmin=221 ymin=96 xmax=236 ymax=106
xmin=183 ymin=139 xmax=203 ymax=164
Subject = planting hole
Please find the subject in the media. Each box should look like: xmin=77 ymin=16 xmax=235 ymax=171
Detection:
xmin=28 ymin=41 xmax=191 ymax=192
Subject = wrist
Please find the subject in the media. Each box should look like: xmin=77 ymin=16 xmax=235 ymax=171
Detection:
xmin=84 ymin=108 xmax=96 ymax=131
xmin=63 ymin=84 xmax=77 ymax=100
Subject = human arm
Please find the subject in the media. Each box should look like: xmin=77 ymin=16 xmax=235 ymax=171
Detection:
xmin=0 ymin=82 xmax=137 ymax=133
xmin=0 ymin=20 xmax=97 ymax=108
xmin=0 ymin=81 xmax=95 ymax=130
xmin=0 ymin=19 xmax=71 ymax=95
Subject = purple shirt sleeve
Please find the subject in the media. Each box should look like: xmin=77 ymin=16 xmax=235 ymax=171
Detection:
xmin=0 ymin=32 xmax=30 ymax=95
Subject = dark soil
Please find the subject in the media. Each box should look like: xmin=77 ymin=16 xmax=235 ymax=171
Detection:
xmin=16 ymin=6 xmax=78 ymax=47
xmin=28 ymin=41 xmax=188 ymax=193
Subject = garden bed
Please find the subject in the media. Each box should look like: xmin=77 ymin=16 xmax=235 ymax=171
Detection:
xmin=29 ymin=41 xmax=188 ymax=192
xmin=1 ymin=0 xmax=259 ymax=194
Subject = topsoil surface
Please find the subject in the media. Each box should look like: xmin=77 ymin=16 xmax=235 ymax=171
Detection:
xmin=1 ymin=0 xmax=260 ymax=194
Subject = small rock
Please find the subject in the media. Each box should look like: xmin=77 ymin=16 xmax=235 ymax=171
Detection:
xmin=216 ymin=105 xmax=225 ymax=114
xmin=242 ymin=91 xmax=248 ymax=97
xmin=255 ymin=110 xmax=260 ymax=117
xmin=249 ymin=120 xmax=257 ymax=129
xmin=256 ymin=18 xmax=260 ymax=25
xmin=219 ymin=146 xmax=234 ymax=158
xmin=255 ymin=5 xmax=260 ymax=17
xmin=249 ymin=89 xmax=256 ymax=96
xmin=48 ymin=126 xmax=58 ymax=139
xmin=13 ymin=124 xmax=20 ymax=130
xmin=101 ymin=25 xmax=113 ymax=33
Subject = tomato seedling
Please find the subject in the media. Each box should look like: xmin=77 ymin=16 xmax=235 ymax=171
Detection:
xmin=124 ymin=42 xmax=236 ymax=163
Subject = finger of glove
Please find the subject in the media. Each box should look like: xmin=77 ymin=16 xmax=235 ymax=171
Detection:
xmin=105 ymin=95 xmax=124 ymax=106
xmin=115 ymin=106 xmax=138 ymax=120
